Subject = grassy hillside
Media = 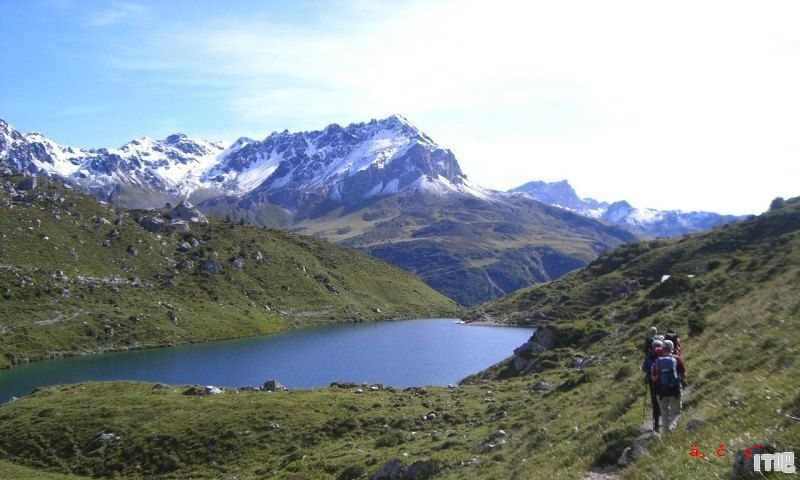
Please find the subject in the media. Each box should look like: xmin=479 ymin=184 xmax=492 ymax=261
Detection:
xmin=0 ymin=173 xmax=458 ymax=369
xmin=1 ymin=198 xmax=796 ymax=479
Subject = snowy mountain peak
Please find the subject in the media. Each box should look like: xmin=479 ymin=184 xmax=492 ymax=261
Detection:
xmin=0 ymin=115 xmax=486 ymax=209
xmin=510 ymin=179 xmax=744 ymax=237
xmin=201 ymin=115 xmax=471 ymax=208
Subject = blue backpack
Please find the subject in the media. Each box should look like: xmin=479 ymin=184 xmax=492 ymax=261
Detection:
xmin=656 ymin=356 xmax=679 ymax=390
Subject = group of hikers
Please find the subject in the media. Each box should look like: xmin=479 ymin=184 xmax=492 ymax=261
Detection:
xmin=641 ymin=327 xmax=688 ymax=433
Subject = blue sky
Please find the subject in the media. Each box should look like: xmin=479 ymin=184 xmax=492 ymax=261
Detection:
xmin=2 ymin=0 xmax=799 ymax=214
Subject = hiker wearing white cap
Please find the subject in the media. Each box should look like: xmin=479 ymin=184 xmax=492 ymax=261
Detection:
xmin=642 ymin=326 xmax=659 ymax=357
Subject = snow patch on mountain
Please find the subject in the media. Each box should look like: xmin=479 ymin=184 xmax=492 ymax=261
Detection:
xmin=510 ymin=180 xmax=745 ymax=237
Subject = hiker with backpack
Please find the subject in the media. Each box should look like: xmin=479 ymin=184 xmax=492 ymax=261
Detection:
xmin=651 ymin=339 xmax=688 ymax=432
xmin=642 ymin=339 xmax=663 ymax=432
xmin=642 ymin=327 xmax=659 ymax=357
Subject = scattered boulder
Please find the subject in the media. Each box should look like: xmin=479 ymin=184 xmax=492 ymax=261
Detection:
xmin=513 ymin=356 xmax=529 ymax=372
xmin=200 ymin=260 xmax=221 ymax=275
xmin=617 ymin=447 xmax=631 ymax=467
xmin=569 ymin=355 xmax=601 ymax=369
xmin=98 ymin=433 xmax=119 ymax=442
xmin=177 ymin=242 xmax=192 ymax=252
xmin=204 ymin=385 xmax=224 ymax=395
xmin=262 ymin=380 xmax=287 ymax=392
xmin=630 ymin=430 xmax=660 ymax=461
xmin=97 ymin=217 xmax=111 ymax=225
xmin=404 ymin=461 xmax=433 ymax=480
xmin=514 ymin=328 xmax=556 ymax=360
xmin=373 ymin=307 xmax=382 ymax=313
xmin=101 ymin=239 xmax=111 ymax=248
xmin=187 ymin=237 xmax=200 ymax=248
xmin=177 ymin=260 xmax=194 ymax=271
xmin=169 ymin=219 xmax=190 ymax=232
xmin=167 ymin=200 xmax=207 ymax=223
xmin=531 ymin=380 xmax=552 ymax=393
xmin=138 ymin=215 xmax=166 ymax=233
xmin=231 ymin=258 xmax=245 ymax=269
xmin=183 ymin=386 xmax=205 ymax=395
xmin=373 ymin=460 xmax=404 ymax=480
xmin=107 ymin=229 xmax=120 ymax=238
xmin=126 ymin=245 xmax=138 ymax=256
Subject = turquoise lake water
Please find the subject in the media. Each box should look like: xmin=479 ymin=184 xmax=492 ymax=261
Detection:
xmin=0 ymin=318 xmax=532 ymax=402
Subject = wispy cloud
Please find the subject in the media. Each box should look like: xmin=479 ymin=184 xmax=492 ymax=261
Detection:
xmin=88 ymin=1 xmax=150 ymax=27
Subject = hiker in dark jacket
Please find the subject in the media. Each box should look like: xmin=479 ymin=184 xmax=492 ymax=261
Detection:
xmin=651 ymin=340 xmax=687 ymax=432
xmin=641 ymin=339 xmax=663 ymax=431
xmin=642 ymin=326 xmax=659 ymax=356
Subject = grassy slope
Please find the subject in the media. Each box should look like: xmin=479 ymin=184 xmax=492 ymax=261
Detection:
xmin=0 ymin=460 xmax=87 ymax=479
xmin=0 ymin=198 xmax=797 ymax=479
xmin=289 ymin=192 xmax=638 ymax=307
xmin=0 ymin=174 xmax=458 ymax=369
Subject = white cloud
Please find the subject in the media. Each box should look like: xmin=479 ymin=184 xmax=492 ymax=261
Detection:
xmin=105 ymin=0 xmax=800 ymax=214
xmin=88 ymin=2 xmax=149 ymax=27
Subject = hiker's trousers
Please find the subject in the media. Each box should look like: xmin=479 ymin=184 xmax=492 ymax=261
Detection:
xmin=658 ymin=394 xmax=681 ymax=432
xmin=648 ymin=382 xmax=661 ymax=430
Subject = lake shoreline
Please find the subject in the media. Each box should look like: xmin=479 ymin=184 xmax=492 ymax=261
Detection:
xmin=0 ymin=318 xmax=531 ymax=403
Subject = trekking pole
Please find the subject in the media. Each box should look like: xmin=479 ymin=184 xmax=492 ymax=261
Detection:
xmin=643 ymin=380 xmax=648 ymax=425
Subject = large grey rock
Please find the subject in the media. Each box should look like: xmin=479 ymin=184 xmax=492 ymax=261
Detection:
xmin=617 ymin=447 xmax=631 ymax=467
xmin=532 ymin=328 xmax=555 ymax=349
xmin=630 ymin=430 xmax=660 ymax=460
xmin=167 ymin=200 xmax=207 ymax=223
xmin=262 ymin=380 xmax=287 ymax=392
xmin=200 ymin=260 xmax=221 ymax=275
xmin=513 ymin=356 xmax=528 ymax=372
xmin=204 ymin=385 xmax=224 ymax=395
xmin=139 ymin=215 xmax=166 ymax=233
xmin=373 ymin=460 xmax=404 ymax=480
xmin=569 ymin=355 xmax=601 ymax=369
xmin=404 ymin=460 xmax=433 ymax=479
xmin=169 ymin=219 xmax=190 ymax=232
xmin=531 ymin=380 xmax=552 ymax=392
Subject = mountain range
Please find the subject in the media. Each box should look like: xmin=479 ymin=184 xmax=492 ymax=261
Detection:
xmin=509 ymin=180 xmax=745 ymax=237
xmin=0 ymin=115 xmax=739 ymax=305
